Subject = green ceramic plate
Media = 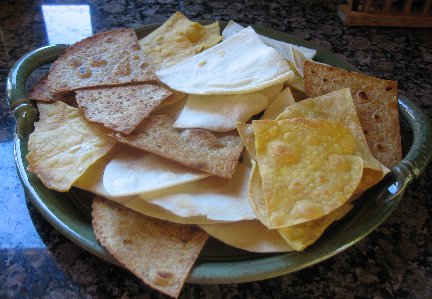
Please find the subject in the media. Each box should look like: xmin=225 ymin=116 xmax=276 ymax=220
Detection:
xmin=7 ymin=23 xmax=432 ymax=284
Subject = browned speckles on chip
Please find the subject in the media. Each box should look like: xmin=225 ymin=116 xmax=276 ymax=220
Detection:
xmin=92 ymin=197 xmax=208 ymax=298
xmin=111 ymin=115 xmax=244 ymax=178
xmin=75 ymin=84 xmax=172 ymax=134
xmin=28 ymin=75 xmax=76 ymax=106
xmin=47 ymin=28 xmax=157 ymax=93
xmin=303 ymin=61 xmax=401 ymax=168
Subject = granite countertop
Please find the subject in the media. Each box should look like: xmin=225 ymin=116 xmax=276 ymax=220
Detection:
xmin=1 ymin=0 xmax=431 ymax=298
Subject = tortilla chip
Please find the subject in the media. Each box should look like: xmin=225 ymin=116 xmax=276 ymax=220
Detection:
xmin=27 ymin=102 xmax=116 ymax=192
xmin=92 ymin=197 xmax=208 ymax=298
xmin=139 ymin=12 xmax=221 ymax=58
xmin=262 ymin=87 xmax=295 ymax=120
xmin=156 ymin=27 xmax=293 ymax=95
xmin=173 ymin=84 xmax=283 ymax=132
xmin=103 ymin=147 xmax=209 ymax=196
xmin=253 ymin=118 xmax=363 ymax=227
xmin=125 ymin=196 xmax=224 ymax=225
xmin=138 ymin=163 xmax=256 ymax=222
xmin=249 ymin=161 xmax=354 ymax=251
xmin=304 ymin=61 xmax=401 ymax=168
xmin=28 ymin=75 xmax=76 ymax=106
xmin=48 ymin=28 xmax=157 ymax=93
xmin=236 ymin=123 xmax=257 ymax=161
xmin=222 ymin=21 xmax=316 ymax=61
xmin=75 ymin=84 xmax=172 ymax=134
xmin=277 ymin=88 xmax=389 ymax=193
xmin=291 ymin=45 xmax=312 ymax=78
xmin=199 ymin=220 xmax=293 ymax=253
xmin=284 ymin=73 xmax=306 ymax=95
xmin=141 ymin=35 xmax=196 ymax=71
xmin=277 ymin=203 xmax=353 ymax=251
xmin=112 ymin=115 xmax=244 ymax=178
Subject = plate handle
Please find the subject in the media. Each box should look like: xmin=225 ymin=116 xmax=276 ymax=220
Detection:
xmin=383 ymin=95 xmax=432 ymax=201
xmin=6 ymin=44 xmax=69 ymax=139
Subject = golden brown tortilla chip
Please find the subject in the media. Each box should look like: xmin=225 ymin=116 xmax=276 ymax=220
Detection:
xmin=304 ymin=61 xmax=401 ymax=168
xmin=92 ymin=197 xmax=208 ymax=298
xmin=48 ymin=28 xmax=157 ymax=93
xmin=112 ymin=115 xmax=244 ymax=178
xmin=76 ymin=84 xmax=172 ymax=134
xmin=27 ymin=102 xmax=116 ymax=192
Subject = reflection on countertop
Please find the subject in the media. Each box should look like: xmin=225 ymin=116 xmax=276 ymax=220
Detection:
xmin=1 ymin=0 xmax=431 ymax=298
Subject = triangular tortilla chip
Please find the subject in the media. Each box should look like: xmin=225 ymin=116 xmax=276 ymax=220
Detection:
xmin=141 ymin=35 xmax=196 ymax=70
xmin=139 ymin=12 xmax=222 ymax=56
xmin=222 ymin=21 xmax=317 ymax=61
xmin=173 ymin=84 xmax=284 ymax=132
xmin=112 ymin=115 xmax=244 ymax=178
xmin=27 ymin=102 xmax=116 ymax=192
xmin=303 ymin=61 xmax=401 ymax=168
xmin=156 ymin=27 xmax=293 ymax=95
xmin=277 ymin=88 xmax=389 ymax=193
xmin=262 ymin=87 xmax=295 ymax=120
xmin=236 ymin=123 xmax=257 ymax=161
xmin=92 ymin=197 xmax=208 ymax=298
xmin=103 ymin=147 xmax=209 ymax=196
xmin=28 ymin=75 xmax=76 ymax=105
xmin=249 ymin=161 xmax=353 ymax=251
xmin=253 ymin=118 xmax=363 ymax=227
xmin=76 ymin=84 xmax=172 ymax=134
xmin=48 ymin=28 xmax=157 ymax=93
xmin=199 ymin=221 xmax=293 ymax=253
xmin=139 ymin=163 xmax=256 ymax=222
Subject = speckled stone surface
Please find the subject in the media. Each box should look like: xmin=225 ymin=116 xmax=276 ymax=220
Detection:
xmin=1 ymin=0 xmax=431 ymax=298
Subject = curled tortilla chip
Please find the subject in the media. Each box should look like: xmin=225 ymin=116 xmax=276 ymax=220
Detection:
xmin=253 ymin=118 xmax=363 ymax=228
xmin=174 ymin=84 xmax=283 ymax=132
xmin=27 ymin=102 xmax=115 ymax=192
xmin=139 ymin=163 xmax=256 ymax=222
xmin=92 ymin=197 xmax=208 ymax=298
xmin=222 ymin=21 xmax=316 ymax=61
xmin=156 ymin=27 xmax=293 ymax=95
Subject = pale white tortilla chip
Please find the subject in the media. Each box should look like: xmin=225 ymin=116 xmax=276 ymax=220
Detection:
xmin=139 ymin=163 xmax=256 ymax=222
xmin=291 ymin=45 xmax=312 ymax=78
xmin=262 ymin=87 xmax=295 ymax=120
xmin=103 ymin=148 xmax=210 ymax=196
xmin=199 ymin=221 xmax=293 ymax=253
xmin=124 ymin=196 xmax=227 ymax=224
xmin=156 ymin=27 xmax=293 ymax=95
xmin=222 ymin=21 xmax=316 ymax=61
xmin=173 ymin=84 xmax=284 ymax=132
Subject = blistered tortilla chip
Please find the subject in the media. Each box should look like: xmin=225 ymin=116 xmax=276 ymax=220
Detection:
xmin=262 ymin=87 xmax=295 ymax=120
xmin=103 ymin=147 xmax=209 ymax=196
xmin=222 ymin=21 xmax=316 ymax=61
xmin=48 ymin=29 xmax=157 ymax=93
xmin=253 ymin=118 xmax=363 ymax=228
xmin=139 ymin=12 xmax=221 ymax=57
xmin=27 ymin=102 xmax=116 ymax=192
xmin=249 ymin=161 xmax=354 ymax=251
xmin=92 ymin=197 xmax=208 ymax=298
xmin=199 ymin=221 xmax=293 ymax=253
xmin=174 ymin=84 xmax=284 ymax=132
xmin=303 ymin=61 xmax=401 ymax=168
xmin=278 ymin=203 xmax=353 ymax=251
xmin=76 ymin=84 xmax=172 ymax=134
xmin=141 ymin=35 xmax=196 ymax=70
xmin=276 ymin=88 xmax=389 ymax=193
xmin=112 ymin=115 xmax=244 ymax=178
xmin=139 ymin=163 xmax=256 ymax=222
xmin=156 ymin=27 xmax=293 ymax=95
xmin=236 ymin=123 xmax=257 ymax=161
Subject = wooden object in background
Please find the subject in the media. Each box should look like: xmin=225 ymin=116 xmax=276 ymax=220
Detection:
xmin=338 ymin=0 xmax=432 ymax=27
